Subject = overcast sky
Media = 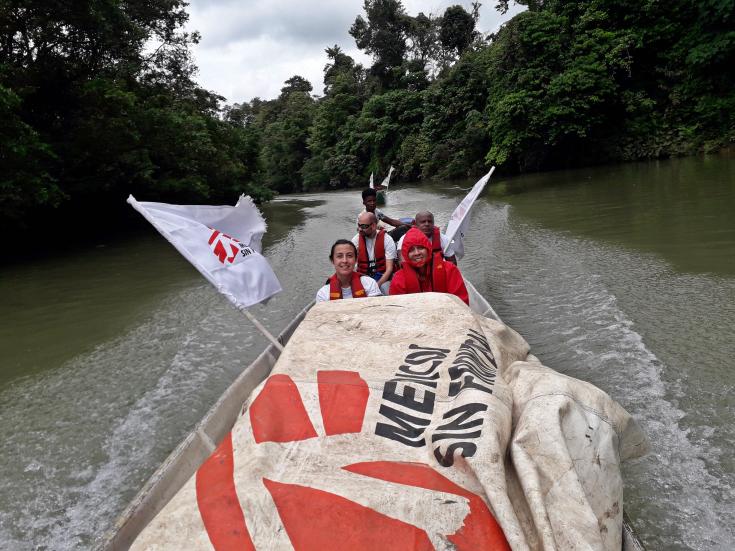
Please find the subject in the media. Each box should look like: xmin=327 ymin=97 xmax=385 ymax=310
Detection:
xmin=184 ymin=0 xmax=524 ymax=104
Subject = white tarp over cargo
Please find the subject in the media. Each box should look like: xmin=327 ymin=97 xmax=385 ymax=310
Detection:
xmin=132 ymin=294 xmax=647 ymax=551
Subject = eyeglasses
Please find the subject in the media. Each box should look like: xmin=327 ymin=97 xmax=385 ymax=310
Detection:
xmin=357 ymin=223 xmax=372 ymax=229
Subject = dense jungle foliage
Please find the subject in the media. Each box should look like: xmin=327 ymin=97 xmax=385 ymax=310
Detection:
xmin=1 ymin=0 xmax=733 ymax=235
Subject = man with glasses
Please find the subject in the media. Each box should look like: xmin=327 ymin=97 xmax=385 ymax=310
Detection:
xmin=351 ymin=212 xmax=397 ymax=294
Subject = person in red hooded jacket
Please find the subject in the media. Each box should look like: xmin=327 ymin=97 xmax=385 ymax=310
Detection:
xmin=389 ymin=227 xmax=469 ymax=305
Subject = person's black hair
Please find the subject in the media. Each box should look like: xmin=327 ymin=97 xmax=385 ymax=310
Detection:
xmin=329 ymin=239 xmax=357 ymax=261
xmin=362 ymin=188 xmax=377 ymax=200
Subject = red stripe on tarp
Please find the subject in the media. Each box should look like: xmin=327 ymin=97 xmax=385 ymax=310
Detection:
xmin=317 ymin=370 xmax=369 ymax=435
xmin=196 ymin=432 xmax=255 ymax=551
xmin=263 ymin=478 xmax=433 ymax=551
xmin=250 ymin=374 xmax=318 ymax=443
xmin=344 ymin=461 xmax=511 ymax=551
xmin=208 ymin=230 xmax=220 ymax=245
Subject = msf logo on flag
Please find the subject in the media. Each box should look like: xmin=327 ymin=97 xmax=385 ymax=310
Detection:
xmin=208 ymin=229 xmax=254 ymax=265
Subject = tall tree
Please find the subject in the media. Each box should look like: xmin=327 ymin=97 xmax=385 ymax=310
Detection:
xmin=259 ymin=76 xmax=316 ymax=193
xmin=337 ymin=89 xmax=424 ymax=174
xmin=420 ymin=48 xmax=493 ymax=178
xmin=303 ymin=48 xmax=366 ymax=189
xmin=440 ymin=5 xmax=478 ymax=57
xmin=406 ymin=12 xmax=439 ymax=67
xmin=280 ymin=75 xmax=313 ymax=96
xmin=0 ymin=83 xmax=60 ymax=228
xmin=0 ymin=0 xmax=276 ymax=240
xmin=350 ymin=0 xmax=410 ymax=89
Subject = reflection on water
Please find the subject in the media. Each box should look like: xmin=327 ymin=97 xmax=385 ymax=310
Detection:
xmin=0 ymin=156 xmax=733 ymax=550
xmin=0 ymin=237 xmax=197 ymax=386
xmin=490 ymin=156 xmax=735 ymax=276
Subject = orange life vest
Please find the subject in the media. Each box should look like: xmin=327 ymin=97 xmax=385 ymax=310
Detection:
xmin=357 ymin=230 xmax=387 ymax=276
xmin=328 ymin=272 xmax=367 ymax=300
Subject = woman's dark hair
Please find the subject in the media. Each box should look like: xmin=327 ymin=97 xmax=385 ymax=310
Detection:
xmin=329 ymin=239 xmax=358 ymax=261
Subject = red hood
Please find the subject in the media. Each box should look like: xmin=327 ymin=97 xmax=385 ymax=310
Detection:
xmin=402 ymin=228 xmax=432 ymax=269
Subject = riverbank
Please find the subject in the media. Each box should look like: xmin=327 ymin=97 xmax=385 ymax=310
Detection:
xmin=5 ymin=149 xmax=733 ymax=266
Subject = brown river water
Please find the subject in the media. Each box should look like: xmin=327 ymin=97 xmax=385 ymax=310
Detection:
xmin=0 ymin=155 xmax=733 ymax=549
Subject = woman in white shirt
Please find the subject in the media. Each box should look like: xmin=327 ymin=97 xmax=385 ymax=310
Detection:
xmin=315 ymin=239 xmax=382 ymax=302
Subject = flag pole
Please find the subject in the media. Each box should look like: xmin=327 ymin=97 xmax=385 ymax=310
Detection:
xmin=241 ymin=308 xmax=285 ymax=352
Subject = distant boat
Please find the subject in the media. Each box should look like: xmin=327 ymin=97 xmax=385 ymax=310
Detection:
xmin=373 ymin=166 xmax=394 ymax=205
xmin=378 ymin=165 xmax=395 ymax=190
xmin=368 ymin=166 xmax=394 ymax=191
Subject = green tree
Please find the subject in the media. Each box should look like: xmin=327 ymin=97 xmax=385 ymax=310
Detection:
xmin=439 ymin=5 xmax=477 ymax=57
xmin=259 ymin=76 xmax=316 ymax=193
xmin=337 ymin=89 xmax=424 ymax=175
xmin=484 ymin=0 xmax=733 ymax=168
xmin=420 ymin=48 xmax=493 ymax=178
xmin=350 ymin=0 xmax=410 ymax=89
xmin=406 ymin=12 xmax=439 ymax=68
xmin=303 ymin=48 xmax=366 ymax=189
xmin=0 ymin=83 xmax=60 ymax=228
xmin=483 ymin=6 xmax=633 ymax=169
xmin=0 ymin=0 xmax=275 ymax=237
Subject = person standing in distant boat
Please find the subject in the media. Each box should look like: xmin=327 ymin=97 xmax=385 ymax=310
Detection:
xmin=316 ymin=239 xmax=381 ymax=302
xmin=359 ymin=188 xmax=412 ymax=242
xmin=390 ymin=228 xmax=469 ymax=305
xmin=351 ymin=212 xmax=396 ymax=295
xmin=397 ymin=210 xmax=457 ymax=265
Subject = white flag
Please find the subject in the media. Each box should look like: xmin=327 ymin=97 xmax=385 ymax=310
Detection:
xmin=127 ymin=194 xmax=282 ymax=309
xmin=444 ymin=167 xmax=495 ymax=260
xmin=380 ymin=165 xmax=395 ymax=188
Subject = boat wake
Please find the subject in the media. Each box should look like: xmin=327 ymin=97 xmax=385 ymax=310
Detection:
xmin=0 ymin=285 xmax=265 ymax=550
xmin=477 ymin=211 xmax=735 ymax=550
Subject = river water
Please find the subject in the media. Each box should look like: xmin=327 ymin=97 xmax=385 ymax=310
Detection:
xmin=1 ymin=156 xmax=733 ymax=550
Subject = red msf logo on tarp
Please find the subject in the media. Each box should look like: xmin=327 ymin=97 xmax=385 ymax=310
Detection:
xmin=208 ymin=229 xmax=240 ymax=264
xmin=194 ymin=370 xmax=511 ymax=550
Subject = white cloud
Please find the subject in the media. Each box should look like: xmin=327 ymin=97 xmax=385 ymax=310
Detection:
xmin=188 ymin=0 xmax=360 ymax=47
xmin=186 ymin=0 xmax=524 ymax=103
